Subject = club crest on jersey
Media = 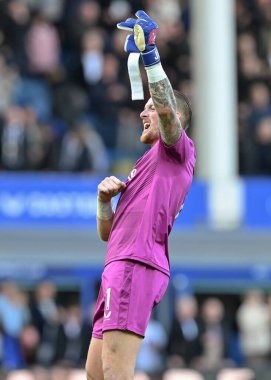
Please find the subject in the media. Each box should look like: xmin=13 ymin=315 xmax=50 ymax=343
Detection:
xmin=128 ymin=168 xmax=137 ymax=181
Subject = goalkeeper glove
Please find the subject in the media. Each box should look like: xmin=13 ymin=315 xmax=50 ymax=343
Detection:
xmin=117 ymin=10 xmax=160 ymax=68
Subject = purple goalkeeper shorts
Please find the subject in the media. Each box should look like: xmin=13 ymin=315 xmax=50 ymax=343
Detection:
xmin=92 ymin=260 xmax=169 ymax=339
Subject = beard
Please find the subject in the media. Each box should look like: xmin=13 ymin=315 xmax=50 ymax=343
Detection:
xmin=140 ymin=127 xmax=159 ymax=145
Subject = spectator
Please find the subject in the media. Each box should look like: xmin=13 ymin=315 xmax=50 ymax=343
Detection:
xmin=106 ymin=0 xmax=132 ymax=29
xmin=68 ymin=1 xmax=102 ymax=50
xmin=0 ymin=53 xmax=18 ymax=115
xmin=25 ymin=12 xmax=61 ymax=75
xmin=67 ymin=369 xmax=86 ymax=380
xmin=0 ymin=105 xmax=28 ymax=171
xmin=0 ymin=105 xmax=55 ymax=171
xmin=1 ymin=0 xmax=30 ymax=73
xmin=12 ymin=77 xmax=52 ymax=121
xmin=6 ymin=370 xmax=35 ymax=380
xmin=26 ymin=0 xmax=64 ymax=23
xmin=58 ymin=125 xmax=93 ymax=173
xmin=237 ymin=289 xmax=271 ymax=368
xmin=136 ymin=315 xmax=168 ymax=377
xmin=37 ymin=118 xmax=64 ymax=171
xmin=199 ymin=298 xmax=232 ymax=370
xmin=23 ymin=106 xmax=45 ymax=170
xmin=240 ymin=82 xmax=271 ymax=174
xmin=134 ymin=372 xmax=151 ymax=380
xmin=55 ymin=304 xmax=92 ymax=368
xmin=116 ymin=108 xmax=146 ymax=155
xmin=50 ymin=365 xmax=71 ymax=380
xmin=30 ymin=366 xmax=51 ymax=380
xmin=80 ymin=28 xmax=105 ymax=86
xmin=20 ymin=324 xmax=40 ymax=366
xmin=250 ymin=116 xmax=271 ymax=174
xmin=52 ymin=83 xmax=88 ymax=126
xmin=58 ymin=121 xmax=109 ymax=173
xmin=29 ymin=281 xmax=60 ymax=367
xmin=217 ymin=368 xmax=255 ymax=380
xmin=162 ymin=368 xmax=204 ymax=380
xmin=114 ymin=107 xmax=146 ymax=175
xmin=248 ymin=82 xmax=271 ymax=128
xmin=167 ymin=295 xmax=203 ymax=368
xmin=85 ymin=52 xmax=129 ymax=149
xmin=0 ymin=281 xmax=30 ymax=370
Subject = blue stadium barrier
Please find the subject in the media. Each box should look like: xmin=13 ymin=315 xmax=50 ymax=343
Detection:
xmin=244 ymin=178 xmax=271 ymax=227
xmin=0 ymin=173 xmax=208 ymax=228
xmin=0 ymin=173 xmax=271 ymax=228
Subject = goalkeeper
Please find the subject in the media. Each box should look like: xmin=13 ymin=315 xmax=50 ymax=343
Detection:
xmin=86 ymin=10 xmax=196 ymax=380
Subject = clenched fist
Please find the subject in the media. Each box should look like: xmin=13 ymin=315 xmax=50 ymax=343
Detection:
xmin=98 ymin=176 xmax=126 ymax=202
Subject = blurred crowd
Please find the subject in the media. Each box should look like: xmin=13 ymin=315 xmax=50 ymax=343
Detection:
xmin=0 ymin=281 xmax=92 ymax=372
xmin=1 ymin=280 xmax=271 ymax=380
xmin=0 ymin=0 xmax=191 ymax=175
xmin=0 ymin=0 xmax=270 ymax=176
xmin=236 ymin=0 xmax=271 ymax=175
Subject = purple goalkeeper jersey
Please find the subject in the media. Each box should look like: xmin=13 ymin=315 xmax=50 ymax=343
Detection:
xmin=105 ymin=130 xmax=196 ymax=276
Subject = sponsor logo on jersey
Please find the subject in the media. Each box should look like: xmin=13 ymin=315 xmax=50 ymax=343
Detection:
xmin=128 ymin=169 xmax=137 ymax=182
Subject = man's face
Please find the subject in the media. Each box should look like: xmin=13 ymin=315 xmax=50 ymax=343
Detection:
xmin=139 ymin=98 xmax=160 ymax=146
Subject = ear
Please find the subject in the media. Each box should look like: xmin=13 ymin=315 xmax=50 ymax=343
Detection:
xmin=176 ymin=111 xmax=181 ymax=120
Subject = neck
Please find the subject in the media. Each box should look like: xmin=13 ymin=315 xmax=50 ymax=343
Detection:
xmin=150 ymin=139 xmax=159 ymax=148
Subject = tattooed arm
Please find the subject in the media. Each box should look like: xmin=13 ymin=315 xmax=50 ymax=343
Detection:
xmin=149 ymin=77 xmax=182 ymax=145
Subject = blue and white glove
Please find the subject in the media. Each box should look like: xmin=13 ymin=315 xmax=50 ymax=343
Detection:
xmin=117 ymin=10 xmax=166 ymax=100
xmin=117 ymin=10 xmax=160 ymax=67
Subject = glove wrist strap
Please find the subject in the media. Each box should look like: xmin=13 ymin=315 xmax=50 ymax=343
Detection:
xmin=145 ymin=63 xmax=167 ymax=83
xmin=128 ymin=53 xmax=144 ymax=100
xmin=141 ymin=46 xmax=160 ymax=67
xmin=127 ymin=48 xmax=165 ymax=100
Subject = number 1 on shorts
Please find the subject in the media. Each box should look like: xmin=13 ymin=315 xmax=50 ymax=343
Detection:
xmin=106 ymin=287 xmax=111 ymax=311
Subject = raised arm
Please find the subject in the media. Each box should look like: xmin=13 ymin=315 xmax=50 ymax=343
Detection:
xmin=148 ymin=78 xmax=182 ymax=145
xmin=117 ymin=10 xmax=182 ymax=145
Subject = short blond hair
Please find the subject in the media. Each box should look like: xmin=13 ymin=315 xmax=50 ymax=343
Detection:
xmin=173 ymin=89 xmax=192 ymax=130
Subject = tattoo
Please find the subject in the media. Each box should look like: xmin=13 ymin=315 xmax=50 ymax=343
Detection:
xmin=149 ymin=78 xmax=182 ymax=145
